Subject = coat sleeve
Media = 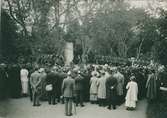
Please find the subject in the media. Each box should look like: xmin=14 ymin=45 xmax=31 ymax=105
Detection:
xmin=30 ymin=75 xmax=33 ymax=86
xmin=61 ymin=80 xmax=65 ymax=95
xmin=126 ymin=82 xmax=129 ymax=89
xmin=136 ymin=83 xmax=138 ymax=95
xmin=146 ymin=75 xmax=151 ymax=88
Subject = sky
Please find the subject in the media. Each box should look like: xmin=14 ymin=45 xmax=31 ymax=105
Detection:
xmin=126 ymin=0 xmax=167 ymax=9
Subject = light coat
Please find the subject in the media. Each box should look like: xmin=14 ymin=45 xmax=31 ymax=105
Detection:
xmin=20 ymin=68 xmax=29 ymax=94
xmin=90 ymin=76 xmax=98 ymax=94
xmin=125 ymin=81 xmax=138 ymax=108
xmin=97 ymin=75 xmax=107 ymax=99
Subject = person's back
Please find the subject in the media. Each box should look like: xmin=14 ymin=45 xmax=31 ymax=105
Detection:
xmin=106 ymin=74 xmax=117 ymax=109
xmin=46 ymin=72 xmax=57 ymax=89
xmin=20 ymin=68 xmax=29 ymax=95
xmin=62 ymin=76 xmax=75 ymax=98
xmin=30 ymin=71 xmax=41 ymax=88
xmin=125 ymin=77 xmax=138 ymax=110
xmin=90 ymin=76 xmax=98 ymax=93
xmin=62 ymin=72 xmax=75 ymax=116
xmin=146 ymin=73 xmax=157 ymax=100
xmin=127 ymin=81 xmax=138 ymax=97
xmin=75 ymin=74 xmax=84 ymax=91
xmin=30 ymin=70 xmax=42 ymax=106
xmin=21 ymin=69 xmax=29 ymax=79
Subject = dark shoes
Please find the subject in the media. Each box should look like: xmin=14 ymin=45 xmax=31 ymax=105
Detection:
xmin=65 ymin=113 xmax=73 ymax=116
xmin=81 ymin=104 xmax=85 ymax=107
xmin=126 ymin=107 xmax=135 ymax=111
xmin=76 ymin=104 xmax=85 ymax=107
xmin=107 ymin=106 xmax=111 ymax=110
xmin=107 ymin=105 xmax=116 ymax=110
xmin=33 ymin=104 xmax=41 ymax=107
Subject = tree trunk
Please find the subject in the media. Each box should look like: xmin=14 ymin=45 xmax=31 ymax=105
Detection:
xmin=137 ymin=38 xmax=145 ymax=60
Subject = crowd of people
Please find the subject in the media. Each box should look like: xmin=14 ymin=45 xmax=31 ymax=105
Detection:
xmin=0 ymin=62 xmax=167 ymax=116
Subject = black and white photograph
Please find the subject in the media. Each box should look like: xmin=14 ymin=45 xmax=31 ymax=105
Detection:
xmin=0 ymin=0 xmax=167 ymax=118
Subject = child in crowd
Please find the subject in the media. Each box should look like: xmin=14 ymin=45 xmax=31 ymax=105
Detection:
xmin=125 ymin=76 xmax=138 ymax=110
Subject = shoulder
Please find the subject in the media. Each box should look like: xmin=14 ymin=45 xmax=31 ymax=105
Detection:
xmin=31 ymin=72 xmax=35 ymax=76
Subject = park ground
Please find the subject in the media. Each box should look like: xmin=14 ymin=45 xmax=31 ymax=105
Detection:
xmin=0 ymin=98 xmax=147 ymax=118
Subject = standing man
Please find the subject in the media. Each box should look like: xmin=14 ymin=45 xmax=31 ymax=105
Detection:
xmin=62 ymin=71 xmax=75 ymax=116
xmin=46 ymin=67 xmax=57 ymax=105
xmin=113 ymin=68 xmax=125 ymax=105
xmin=38 ymin=68 xmax=47 ymax=100
xmin=106 ymin=69 xmax=117 ymax=110
xmin=75 ymin=71 xmax=85 ymax=107
xmin=30 ymin=67 xmax=42 ymax=106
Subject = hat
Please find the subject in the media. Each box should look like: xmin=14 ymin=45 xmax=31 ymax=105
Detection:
xmin=130 ymin=76 xmax=135 ymax=80
xmin=93 ymin=73 xmax=97 ymax=76
xmin=38 ymin=68 xmax=45 ymax=73
xmin=67 ymin=71 xmax=72 ymax=75
xmin=100 ymin=70 xmax=105 ymax=74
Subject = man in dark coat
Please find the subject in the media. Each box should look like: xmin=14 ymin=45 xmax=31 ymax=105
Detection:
xmin=146 ymin=69 xmax=157 ymax=102
xmin=8 ymin=64 xmax=21 ymax=98
xmin=45 ymin=68 xmax=57 ymax=105
xmin=0 ymin=63 xmax=8 ymax=100
xmin=75 ymin=71 xmax=85 ymax=107
xmin=62 ymin=71 xmax=75 ymax=116
xmin=106 ymin=70 xmax=117 ymax=110
xmin=56 ymin=69 xmax=67 ymax=103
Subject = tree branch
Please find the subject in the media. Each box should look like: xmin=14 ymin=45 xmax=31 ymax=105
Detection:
xmin=6 ymin=0 xmax=22 ymax=26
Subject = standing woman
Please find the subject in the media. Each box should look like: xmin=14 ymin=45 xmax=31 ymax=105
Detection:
xmin=9 ymin=64 xmax=22 ymax=98
xmin=97 ymin=70 xmax=107 ymax=106
xmin=89 ymin=73 xmax=99 ymax=104
xmin=125 ymin=76 xmax=138 ymax=110
xmin=20 ymin=65 xmax=29 ymax=97
xmin=146 ymin=69 xmax=157 ymax=103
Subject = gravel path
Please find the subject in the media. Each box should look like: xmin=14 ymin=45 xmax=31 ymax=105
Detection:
xmin=1 ymin=98 xmax=147 ymax=118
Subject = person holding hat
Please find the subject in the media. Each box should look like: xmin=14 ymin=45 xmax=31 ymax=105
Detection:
xmin=62 ymin=71 xmax=75 ymax=116
xmin=30 ymin=67 xmax=42 ymax=106
xmin=125 ymin=76 xmax=138 ymax=110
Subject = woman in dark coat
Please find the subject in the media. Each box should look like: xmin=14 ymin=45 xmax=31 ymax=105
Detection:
xmin=146 ymin=69 xmax=157 ymax=102
xmin=8 ymin=64 xmax=22 ymax=98
xmin=0 ymin=64 xmax=8 ymax=100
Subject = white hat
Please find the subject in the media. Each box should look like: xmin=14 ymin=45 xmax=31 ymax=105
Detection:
xmin=67 ymin=71 xmax=72 ymax=75
xmin=38 ymin=68 xmax=45 ymax=73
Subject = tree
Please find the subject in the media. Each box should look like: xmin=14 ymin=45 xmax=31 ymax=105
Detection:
xmin=1 ymin=9 xmax=19 ymax=62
